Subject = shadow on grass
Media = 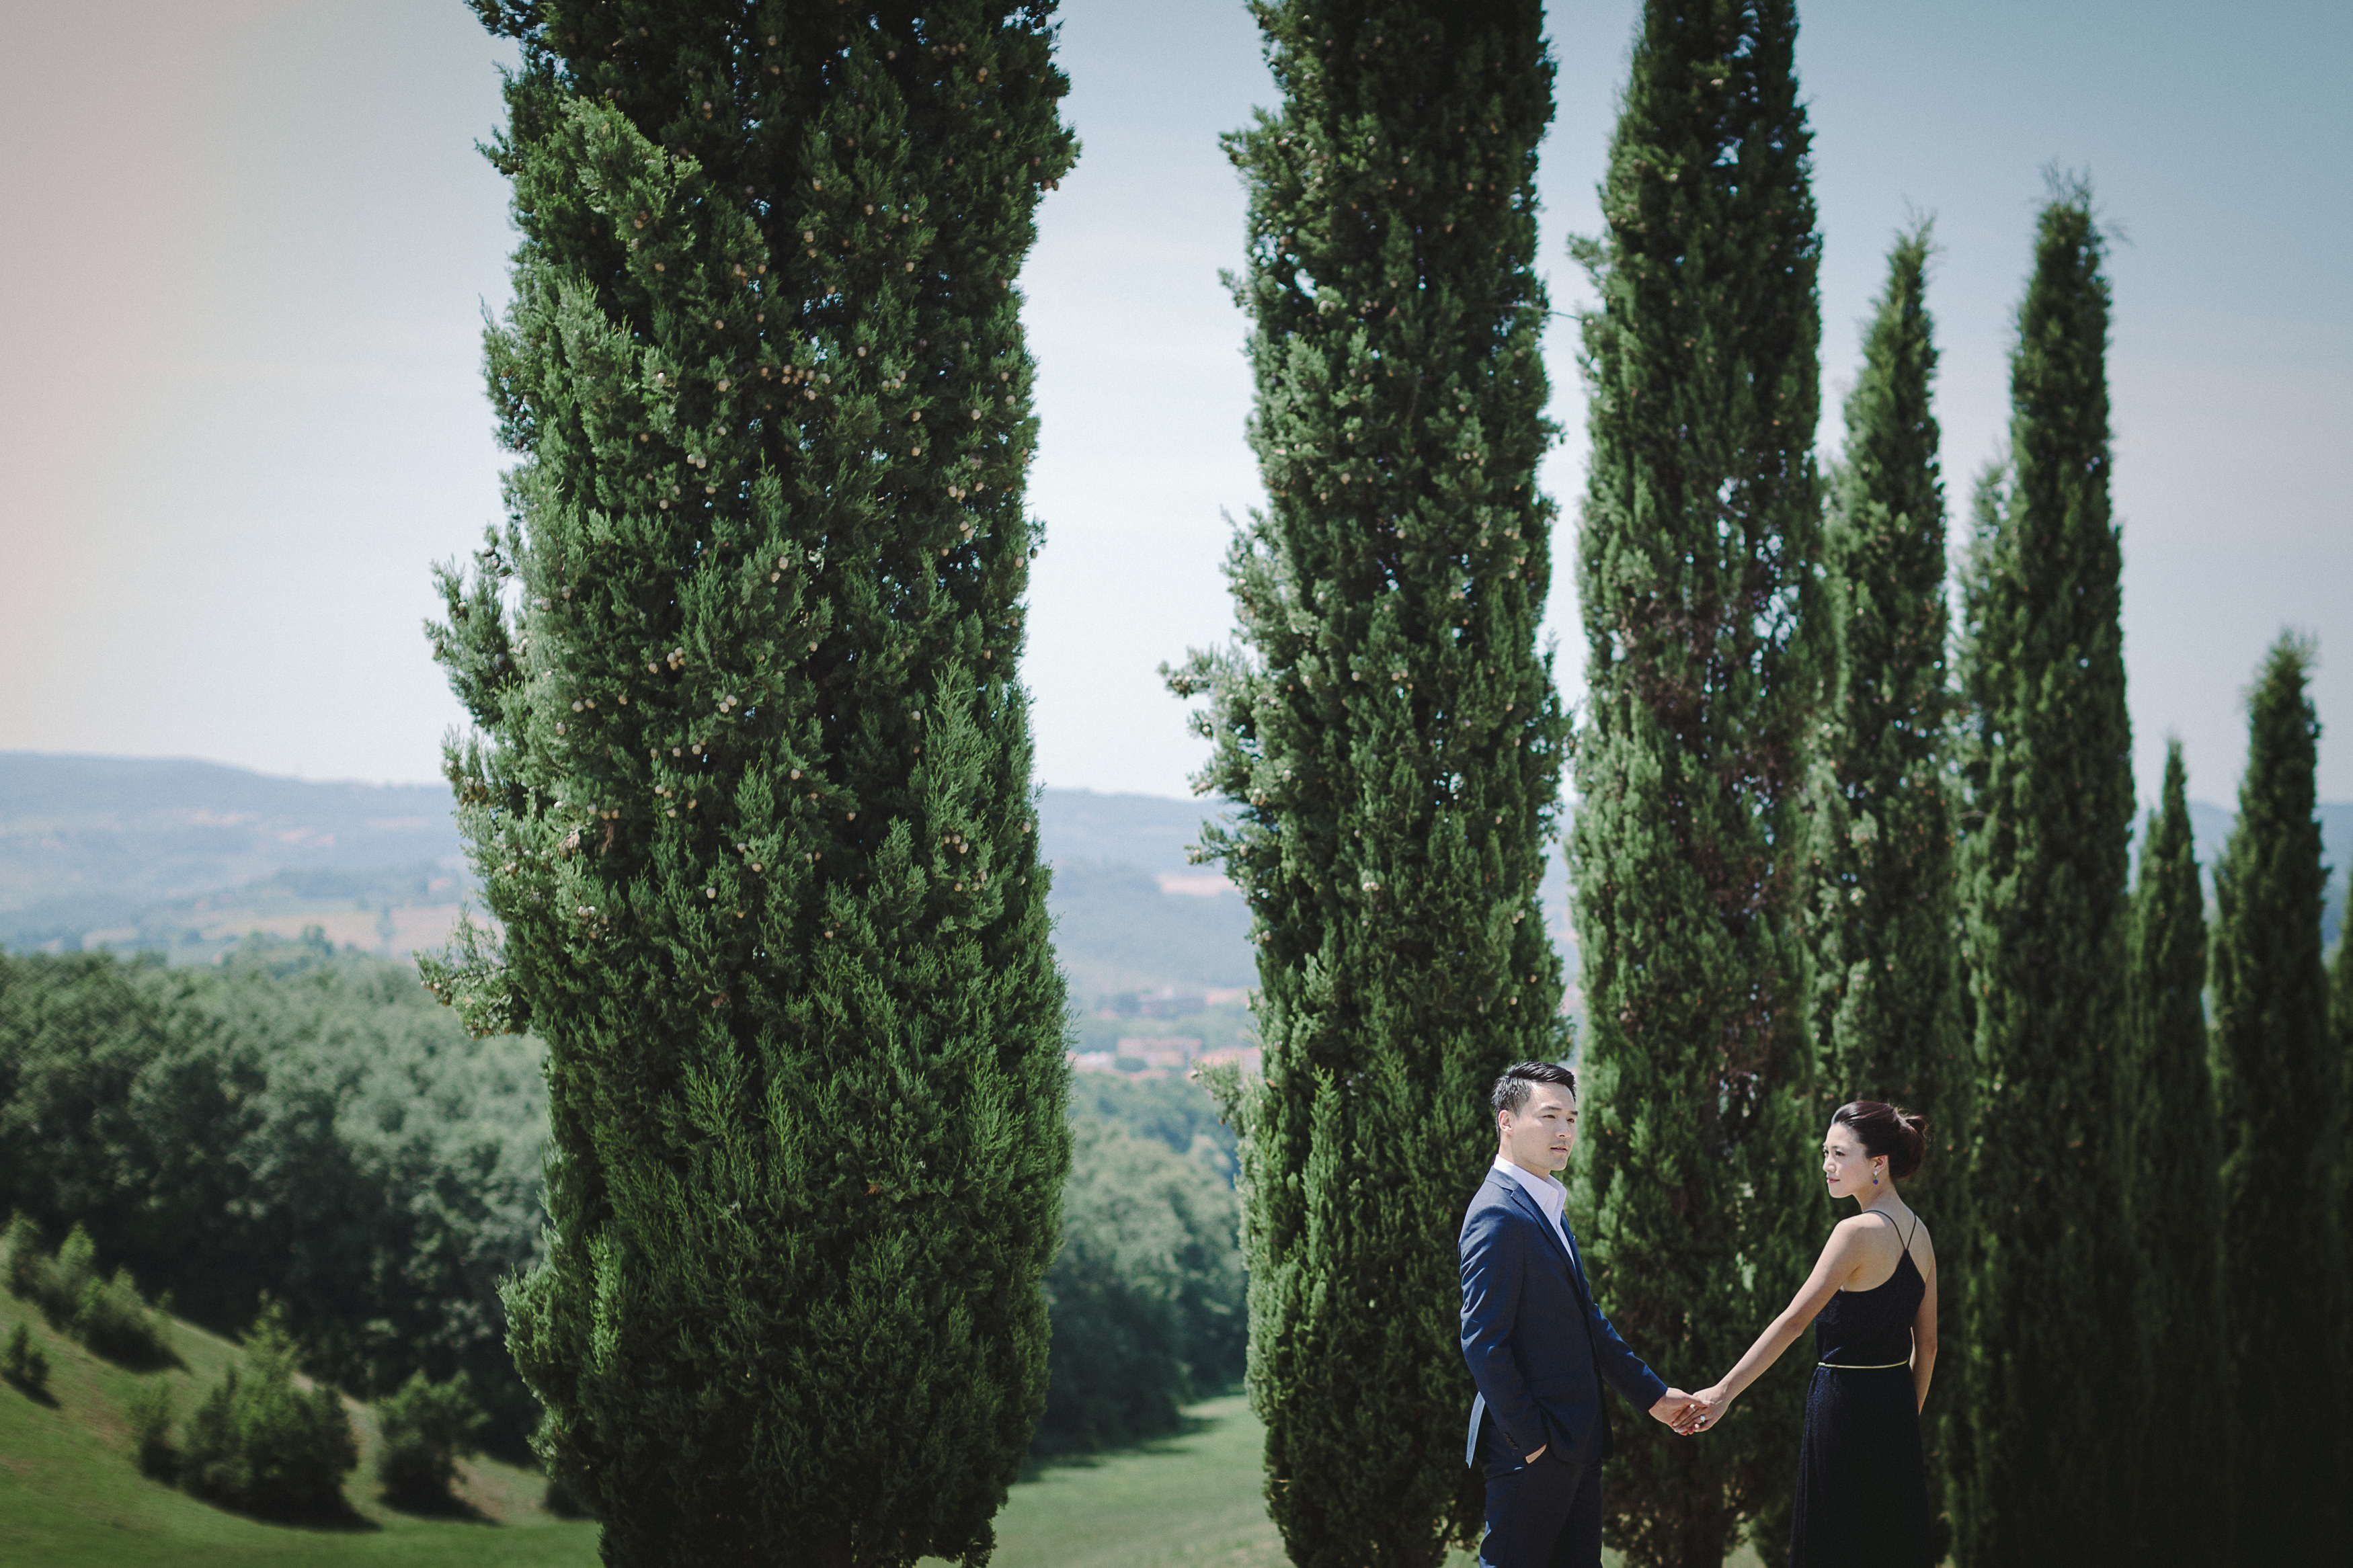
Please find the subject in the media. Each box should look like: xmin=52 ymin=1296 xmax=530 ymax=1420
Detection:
xmin=1020 ymin=1406 xmax=1230 ymax=1483
xmin=85 ymin=1333 xmax=185 ymax=1376
xmin=204 ymin=1502 xmax=382 ymax=1533
xmin=182 ymin=1483 xmax=381 ymax=1534
xmin=381 ymin=1483 xmax=500 ymax=1524
xmin=4 ymin=1372 xmax=63 ymax=1409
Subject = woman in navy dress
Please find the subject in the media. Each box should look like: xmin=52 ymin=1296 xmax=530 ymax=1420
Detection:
xmin=1678 ymin=1101 xmax=1938 ymax=1567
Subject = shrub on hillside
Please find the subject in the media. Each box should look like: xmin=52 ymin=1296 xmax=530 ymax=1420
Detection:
xmin=180 ymin=1311 xmax=357 ymax=1521
xmin=74 ymin=1266 xmax=174 ymax=1368
xmin=126 ymin=1378 xmax=177 ymax=1479
xmin=3 ymin=1320 xmax=49 ymax=1395
xmin=374 ymin=1369 xmax=487 ymax=1509
xmin=3 ymin=1213 xmax=43 ymax=1299
xmin=3 ymin=1221 xmax=176 ymax=1370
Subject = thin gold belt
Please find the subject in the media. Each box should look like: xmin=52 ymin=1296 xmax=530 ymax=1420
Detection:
xmin=1817 ymin=1359 xmax=1908 ymax=1369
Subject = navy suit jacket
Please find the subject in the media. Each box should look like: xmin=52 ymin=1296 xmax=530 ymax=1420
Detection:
xmin=1459 ymin=1165 xmax=1667 ymax=1468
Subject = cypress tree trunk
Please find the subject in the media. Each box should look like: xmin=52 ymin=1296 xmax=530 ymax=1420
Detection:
xmin=1168 ymin=4 xmax=1562 ymax=1563
xmin=2124 ymin=739 xmax=2227 ymax=1562
xmin=1948 ymin=184 xmax=2139 ymax=1568
xmin=1800 ymin=220 xmax=1955 ymax=1146
xmin=425 ymin=6 xmax=1076 ymax=1564
xmin=1564 ymin=3 xmax=1821 ymax=1563
xmin=2212 ymin=634 xmax=2339 ymax=1557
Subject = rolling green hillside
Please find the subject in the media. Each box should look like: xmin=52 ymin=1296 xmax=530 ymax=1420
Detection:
xmin=0 ymin=1304 xmax=594 ymax=1567
xmin=4 ymin=1312 xmax=1334 ymax=1568
xmin=1 ymin=1303 xmax=1751 ymax=1568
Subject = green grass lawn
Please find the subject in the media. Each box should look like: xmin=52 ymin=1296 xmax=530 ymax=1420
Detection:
xmin=5 ymin=1311 xmax=1761 ymax=1568
xmin=945 ymin=1396 xmax=1761 ymax=1568
xmin=928 ymin=1397 xmax=1287 ymax=1568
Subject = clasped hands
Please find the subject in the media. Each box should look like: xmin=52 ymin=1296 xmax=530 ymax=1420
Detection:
xmin=1667 ymin=1384 xmax=1732 ymax=1436
xmin=1523 ymin=1385 xmax=1728 ymax=1462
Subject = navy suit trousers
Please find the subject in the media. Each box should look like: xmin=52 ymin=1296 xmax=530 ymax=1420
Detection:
xmin=1476 ymin=1419 xmax=1602 ymax=1568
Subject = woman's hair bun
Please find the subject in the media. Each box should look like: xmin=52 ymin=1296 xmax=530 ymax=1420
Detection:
xmin=1833 ymin=1100 xmax=1928 ymax=1181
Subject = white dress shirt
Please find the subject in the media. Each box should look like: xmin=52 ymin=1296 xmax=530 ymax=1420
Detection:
xmin=1492 ymin=1154 xmax=1577 ymax=1261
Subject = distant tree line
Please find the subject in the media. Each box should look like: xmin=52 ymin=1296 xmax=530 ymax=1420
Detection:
xmin=0 ymin=936 xmax=549 ymax=1448
xmin=0 ymin=938 xmax=1246 ymax=1473
xmin=1036 ymin=1108 xmax=1244 ymax=1455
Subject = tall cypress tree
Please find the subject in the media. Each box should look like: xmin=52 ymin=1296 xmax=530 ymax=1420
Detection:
xmin=1797 ymin=221 xmax=1955 ymax=1563
xmin=1167 ymin=3 xmax=1562 ymax=1563
xmin=424 ymin=6 xmax=1076 ymax=1563
xmin=2124 ymin=739 xmax=2227 ymax=1562
xmin=1948 ymin=183 xmax=2138 ymax=1568
xmin=2334 ymin=866 xmax=2353 ymax=1461
xmin=1800 ymin=220 xmax=1954 ymax=1137
xmin=2212 ymin=634 xmax=2338 ymax=1556
xmin=1564 ymin=3 xmax=1820 ymax=1563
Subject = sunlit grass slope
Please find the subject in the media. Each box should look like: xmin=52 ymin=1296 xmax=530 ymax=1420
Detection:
xmin=0 ymin=1305 xmax=595 ymax=1567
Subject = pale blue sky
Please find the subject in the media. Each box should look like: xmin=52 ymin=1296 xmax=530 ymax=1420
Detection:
xmin=3 ymin=0 xmax=2346 ymax=811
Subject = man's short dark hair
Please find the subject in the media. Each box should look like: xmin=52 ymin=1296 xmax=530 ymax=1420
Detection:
xmin=1491 ymin=1061 xmax=1577 ymax=1118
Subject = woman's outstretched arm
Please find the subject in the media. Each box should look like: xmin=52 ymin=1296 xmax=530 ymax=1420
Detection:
xmin=1675 ymin=1219 xmax=1869 ymax=1434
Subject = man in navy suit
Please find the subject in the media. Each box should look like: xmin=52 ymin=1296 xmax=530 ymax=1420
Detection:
xmin=1460 ymin=1061 xmax=1695 ymax=1568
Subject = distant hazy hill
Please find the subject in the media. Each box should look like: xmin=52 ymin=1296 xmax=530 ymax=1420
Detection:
xmin=1046 ymin=859 xmax=1253 ymax=1001
xmin=1034 ymin=790 xmax=1255 ymax=1005
xmin=0 ymin=753 xmax=464 ymax=948
xmin=0 ymin=756 xmax=1257 ymax=1003
xmin=7 ymin=753 xmax=2340 ymax=987
xmin=1036 ymin=788 xmax=1226 ymax=878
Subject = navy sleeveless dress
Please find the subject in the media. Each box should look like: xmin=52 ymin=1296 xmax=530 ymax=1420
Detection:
xmin=1788 ymin=1213 xmax=1934 ymax=1568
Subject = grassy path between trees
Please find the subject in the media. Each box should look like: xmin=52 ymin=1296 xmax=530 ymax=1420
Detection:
xmin=943 ymin=1396 xmax=1755 ymax=1568
xmin=930 ymin=1395 xmax=1286 ymax=1568
xmin=5 ymin=1314 xmax=1756 ymax=1568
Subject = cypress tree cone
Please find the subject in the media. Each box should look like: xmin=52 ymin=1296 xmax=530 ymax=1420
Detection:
xmin=2122 ymin=739 xmax=2228 ymax=1562
xmin=2212 ymin=634 xmax=2340 ymax=1557
xmin=1802 ymin=222 xmax=1956 ymax=1136
xmin=1950 ymin=181 xmax=2139 ymax=1567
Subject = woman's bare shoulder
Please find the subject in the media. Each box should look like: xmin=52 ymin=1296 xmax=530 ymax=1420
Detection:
xmin=1825 ymin=1211 xmax=1899 ymax=1254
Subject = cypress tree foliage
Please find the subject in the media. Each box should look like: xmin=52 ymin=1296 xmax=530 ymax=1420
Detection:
xmin=1166 ymin=4 xmax=1562 ymax=1563
xmin=2212 ymin=634 xmax=2339 ymax=1557
xmin=2334 ymin=866 xmax=2353 ymax=1453
xmin=2332 ymin=866 xmax=2353 ymax=1452
xmin=1948 ymin=183 xmax=2139 ymax=1568
xmin=1796 ymin=224 xmax=1955 ymax=1559
xmin=1563 ymin=3 xmax=1821 ymax=1563
xmin=425 ymin=6 xmax=1076 ymax=1564
xmin=2123 ymin=739 xmax=2227 ymax=1562
xmin=1800 ymin=220 xmax=1954 ymax=1141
